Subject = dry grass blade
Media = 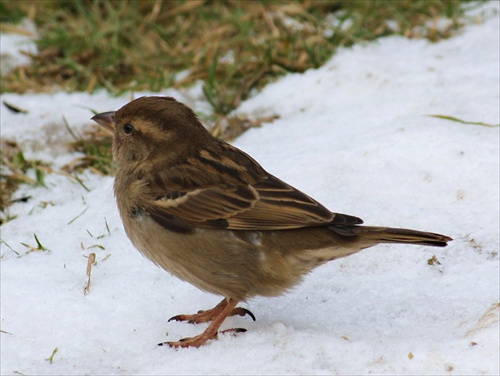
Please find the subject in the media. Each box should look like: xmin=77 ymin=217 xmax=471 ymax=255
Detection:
xmin=84 ymin=252 xmax=97 ymax=295
xmin=427 ymin=114 xmax=500 ymax=127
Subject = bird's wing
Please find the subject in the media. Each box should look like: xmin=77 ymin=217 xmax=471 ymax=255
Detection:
xmin=144 ymin=143 xmax=363 ymax=231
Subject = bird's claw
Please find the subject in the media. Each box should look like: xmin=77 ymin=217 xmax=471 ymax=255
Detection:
xmin=167 ymin=307 xmax=256 ymax=324
xmin=158 ymin=327 xmax=247 ymax=348
xmin=236 ymin=308 xmax=256 ymax=321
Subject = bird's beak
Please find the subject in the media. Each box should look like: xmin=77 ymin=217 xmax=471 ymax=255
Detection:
xmin=91 ymin=111 xmax=116 ymax=133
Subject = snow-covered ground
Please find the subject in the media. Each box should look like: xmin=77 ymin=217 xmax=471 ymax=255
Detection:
xmin=1 ymin=4 xmax=499 ymax=375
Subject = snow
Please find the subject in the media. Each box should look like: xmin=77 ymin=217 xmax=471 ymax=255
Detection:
xmin=1 ymin=4 xmax=499 ymax=375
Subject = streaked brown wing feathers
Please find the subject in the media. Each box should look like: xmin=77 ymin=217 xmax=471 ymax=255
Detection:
xmin=154 ymin=185 xmax=259 ymax=222
xmin=145 ymin=145 xmax=362 ymax=230
xmin=148 ymin=172 xmax=362 ymax=230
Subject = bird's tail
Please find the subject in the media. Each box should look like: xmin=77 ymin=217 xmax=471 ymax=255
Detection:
xmin=332 ymin=225 xmax=452 ymax=247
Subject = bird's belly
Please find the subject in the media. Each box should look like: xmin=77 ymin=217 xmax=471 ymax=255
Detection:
xmin=121 ymin=215 xmax=317 ymax=300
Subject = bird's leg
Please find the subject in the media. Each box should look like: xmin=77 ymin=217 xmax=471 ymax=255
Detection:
xmin=168 ymin=297 xmax=255 ymax=324
xmin=163 ymin=298 xmax=247 ymax=348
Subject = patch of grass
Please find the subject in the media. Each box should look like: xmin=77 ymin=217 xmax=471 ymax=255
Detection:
xmin=0 ymin=141 xmax=51 ymax=221
xmin=2 ymin=0 xmax=477 ymax=118
xmin=21 ymin=233 xmax=50 ymax=253
xmin=0 ymin=0 xmax=27 ymax=24
xmin=62 ymin=117 xmax=116 ymax=176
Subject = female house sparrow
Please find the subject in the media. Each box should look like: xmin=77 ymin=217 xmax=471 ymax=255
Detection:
xmin=92 ymin=96 xmax=451 ymax=348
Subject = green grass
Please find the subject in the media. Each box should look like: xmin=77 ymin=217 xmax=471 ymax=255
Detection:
xmin=0 ymin=0 xmax=27 ymax=24
xmin=2 ymin=0 xmax=478 ymax=116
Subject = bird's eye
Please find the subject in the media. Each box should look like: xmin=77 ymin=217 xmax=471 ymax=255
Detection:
xmin=123 ymin=123 xmax=135 ymax=135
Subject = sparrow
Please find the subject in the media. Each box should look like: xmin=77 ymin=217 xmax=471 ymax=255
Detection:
xmin=92 ymin=96 xmax=452 ymax=348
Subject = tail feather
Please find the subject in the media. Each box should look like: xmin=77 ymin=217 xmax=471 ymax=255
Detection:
xmin=332 ymin=225 xmax=452 ymax=247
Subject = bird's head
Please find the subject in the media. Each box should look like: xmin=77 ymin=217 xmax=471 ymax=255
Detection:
xmin=91 ymin=96 xmax=210 ymax=167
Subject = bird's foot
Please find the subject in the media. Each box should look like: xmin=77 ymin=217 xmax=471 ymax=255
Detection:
xmin=161 ymin=298 xmax=252 ymax=348
xmin=159 ymin=328 xmax=247 ymax=348
xmin=168 ymin=298 xmax=255 ymax=324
